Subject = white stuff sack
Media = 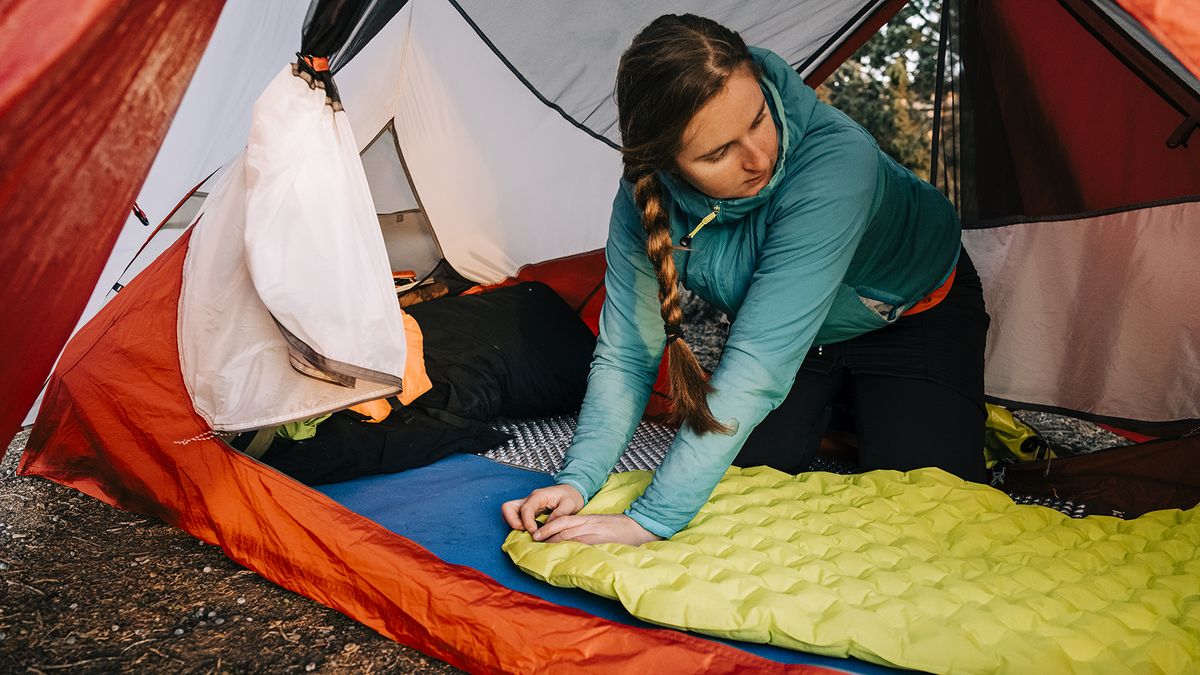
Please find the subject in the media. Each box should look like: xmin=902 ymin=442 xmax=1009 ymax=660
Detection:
xmin=179 ymin=65 xmax=406 ymax=432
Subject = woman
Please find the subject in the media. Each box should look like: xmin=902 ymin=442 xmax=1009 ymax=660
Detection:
xmin=501 ymin=14 xmax=988 ymax=545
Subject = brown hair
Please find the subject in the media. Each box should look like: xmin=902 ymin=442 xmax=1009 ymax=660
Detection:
xmin=616 ymin=14 xmax=754 ymax=434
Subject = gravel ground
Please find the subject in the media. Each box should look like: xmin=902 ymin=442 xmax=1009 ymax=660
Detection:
xmin=0 ymin=429 xmax=462 ymax=674
xmin=1010 ymin=410 xmax=1134 ymax=456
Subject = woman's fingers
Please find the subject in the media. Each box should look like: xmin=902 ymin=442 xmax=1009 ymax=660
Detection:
xmin=531 ymin=513 xmax=661 ymax=546
xmin=532 ymin=514 xmax=588 ymax=542
xmin=564 ymin=532 xmax=611 ymax=545
xmin=518 ymin=493 xmax=554 ymax=534
xmin=503 ymin=486 xmax=585 ymax=533
xmin=545 ymin=499 xmax=576 ymax=524
xmin=544 ymin=525 xmax=595 ymax=544
xmin=542 ymin=519 xmax=615 ymax=544
xmin=501 ymin=499 xmax=525 ymax=530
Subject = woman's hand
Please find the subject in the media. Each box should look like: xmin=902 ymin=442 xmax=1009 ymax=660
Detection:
xmin=502 ymin=484 xmax=585 ymax=534
xmin=530 ymin=513 xmax=661 ymax=546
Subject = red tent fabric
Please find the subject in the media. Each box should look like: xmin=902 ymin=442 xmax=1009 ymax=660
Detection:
xmin=0 ymin=0 xmax=225 ymax=440
xmin=968 ymin=0 xmax=1200 ymax=220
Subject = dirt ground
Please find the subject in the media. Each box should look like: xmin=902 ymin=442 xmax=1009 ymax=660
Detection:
xmin=0 ymin=429 xmax=462 ymax=674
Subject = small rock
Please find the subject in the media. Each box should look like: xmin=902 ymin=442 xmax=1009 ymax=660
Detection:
xmin=0 ymin=562 xmax=9 ymax=571
xmin=0 ymin=631 xmax=7 ymax=640
xmin=111 ymin=625 xmax=120 ymax=632
xmin=202 ymin=566 xmax=212 ymax=573
xmin=65 ymin=636 xmax=76 ymax=644
xmin=195 ymin=608 xmax=205 ymax=617
xmin=214 ymin=618 xmax=225 ymax=625
xmin=244 ymin=617 xmax=253 ymax=623
xmin=130 ymin=561 xmax=138 ymax=567
xmin=207 ymin=611 xmax=216 ymax=618
xmin=236 ymin=597 xmax=246 ymax=605
xmin=305 ymin=663 xmax=317 ymax=672
xmin=173 ymin=628 xmax=185 ymax=636
xmin=69 ymin=603 xmax=78 ymax=610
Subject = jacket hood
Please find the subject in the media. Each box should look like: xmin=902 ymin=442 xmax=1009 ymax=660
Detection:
xmin=656 ymin=47 xmax=815 ymax=225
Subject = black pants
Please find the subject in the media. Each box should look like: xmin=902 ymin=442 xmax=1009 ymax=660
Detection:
xmin=733 ymin=248 xmax=989 ymax=483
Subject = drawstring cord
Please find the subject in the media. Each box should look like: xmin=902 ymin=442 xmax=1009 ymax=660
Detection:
xmin=668 ymin=204 xmax=722 ymax=340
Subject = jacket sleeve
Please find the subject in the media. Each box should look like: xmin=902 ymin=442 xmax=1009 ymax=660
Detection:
xmin=625 ymin=134 xmax=882 ymax=538
xmin=554 ymin=184 xmax=666 ymax=501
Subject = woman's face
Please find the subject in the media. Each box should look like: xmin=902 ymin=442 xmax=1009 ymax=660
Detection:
xmin=674 ymin=64 xmax=778 ymax=201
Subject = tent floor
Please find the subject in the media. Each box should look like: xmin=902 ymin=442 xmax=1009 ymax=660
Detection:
xmin=318 ymin=451 xmax=902 ymax=673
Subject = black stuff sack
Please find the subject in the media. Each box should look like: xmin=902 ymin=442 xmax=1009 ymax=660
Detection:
xmin=245 ymin=406 xmax=512 ymax=486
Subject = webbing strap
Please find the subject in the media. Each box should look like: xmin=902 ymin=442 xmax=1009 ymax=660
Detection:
xmin=243 ymin=426 xmax=279 ymax=460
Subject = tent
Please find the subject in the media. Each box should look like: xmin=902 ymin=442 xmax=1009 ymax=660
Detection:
xmin=7 ymin=0 xmax=1200 ymax=671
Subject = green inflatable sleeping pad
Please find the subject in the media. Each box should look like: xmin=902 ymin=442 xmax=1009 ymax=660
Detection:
xmin=504 ymin=466 xmax=1200 ymax=673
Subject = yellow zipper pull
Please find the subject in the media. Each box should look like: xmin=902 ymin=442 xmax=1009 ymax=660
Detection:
xmin=680 ymin=204 xmax=720 ymax=248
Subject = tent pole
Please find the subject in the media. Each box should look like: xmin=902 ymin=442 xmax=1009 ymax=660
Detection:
xmin=929 ymin=0 xmax=951 ymax=190
xmin=387 ymin=120 xmax=448 ymax=262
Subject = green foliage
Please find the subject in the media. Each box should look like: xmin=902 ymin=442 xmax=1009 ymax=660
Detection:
xmin=816 ymin=0 xmax=944 ymax=181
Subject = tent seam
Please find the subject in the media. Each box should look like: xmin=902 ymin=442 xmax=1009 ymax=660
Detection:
xmin=1057 ymin=0 xmax=1199 ymax=117
xmin=442 ymin=0 xmax=620 ymax=151
xmin=965 ymin=194 xmax=1200 ymax=229
xmin=795 ymin=0 xmax=887 ymax=76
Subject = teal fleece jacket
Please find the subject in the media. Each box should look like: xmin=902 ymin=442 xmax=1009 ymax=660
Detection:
xmin=555 ymin=47 xmax=962 ymax=538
